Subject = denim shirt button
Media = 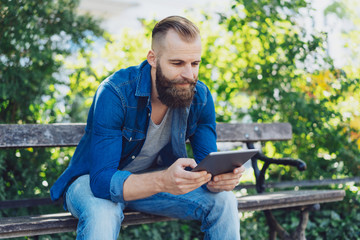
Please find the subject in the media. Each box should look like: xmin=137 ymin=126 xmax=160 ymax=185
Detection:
xmin=129 ymin=137 xmax=132 ymax=142
xmin=131 ymin=155 xmax=136 ymax=159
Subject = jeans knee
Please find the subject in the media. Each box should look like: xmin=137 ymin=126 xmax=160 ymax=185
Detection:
xmin=200 ymin=191 xmax=240 ymax=239
xmin=212 ymin=191 xmax=238 ymax=213
xmin=77 ymin=203 xmax=123 ymax=240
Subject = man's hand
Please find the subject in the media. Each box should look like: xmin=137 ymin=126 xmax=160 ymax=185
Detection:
xmin=160 ymin=158 xmax=212 ymax=195
xmin=123 ymin=158 xmax=211 ymax=201
xmin=206 ymin=165 xmax=245 ymax=192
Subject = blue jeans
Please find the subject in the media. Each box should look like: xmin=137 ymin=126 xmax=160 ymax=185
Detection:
xmin=66 ymin=175 xmax=240 ymax=240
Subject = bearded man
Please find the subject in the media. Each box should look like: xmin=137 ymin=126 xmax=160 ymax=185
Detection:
xmin=51 ymin=16 xmax=244 ymax=240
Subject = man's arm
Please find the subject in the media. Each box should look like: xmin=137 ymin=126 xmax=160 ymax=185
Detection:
xmin=88 ymin=83 xmax=130 ymax=201
xmin=190 ymin=83 xmax=244 ymax=192
xmin=123 ymin=158 xmax=211 ymax=201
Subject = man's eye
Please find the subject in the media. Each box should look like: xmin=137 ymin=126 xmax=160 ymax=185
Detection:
xmin=192 ymin=62 xmax=200 ymax=66
xmin=173 ymin=62 xmax=182 ymax=66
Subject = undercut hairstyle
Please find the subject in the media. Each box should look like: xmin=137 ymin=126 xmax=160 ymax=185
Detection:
xmin=151 ymin=16 xmax=200 ymax=50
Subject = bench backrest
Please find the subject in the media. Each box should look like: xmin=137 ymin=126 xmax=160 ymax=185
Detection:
xmin=0 ymin=122 xmax=292 ymax=209
xmin=0 ymin=123 xmax=292 ymax=148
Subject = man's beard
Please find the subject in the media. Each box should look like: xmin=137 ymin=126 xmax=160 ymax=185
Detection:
xmin=155 ymin=64 xmax=197 ymax=108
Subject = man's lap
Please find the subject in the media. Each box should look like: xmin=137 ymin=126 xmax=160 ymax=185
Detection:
xmin=66 ymin=174 xmax=237 ymax=222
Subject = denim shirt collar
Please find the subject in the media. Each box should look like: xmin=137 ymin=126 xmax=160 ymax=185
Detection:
xmin=135 ymin=60 xmax=152 ymax=98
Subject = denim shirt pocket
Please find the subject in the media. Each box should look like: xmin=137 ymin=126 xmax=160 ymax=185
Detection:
xmin=120 ymin=128 xmax=146 ymax=169
xmin=122 ymin=128 xmax=145 ymax=142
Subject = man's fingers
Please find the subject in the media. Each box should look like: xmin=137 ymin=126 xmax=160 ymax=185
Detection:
xmin=207 ymin=178 xmax=240 ymax=191
xmin=172 ymin=174 xmax=212 ymax=194
xmin=174 ymin=158 xmax=212 ymax=180
xmin=175 ymin=171 xmax=212 ymax=184
xmin=176 ymin=158 xmax=197 ymax=169
xmin=213 ymin=171 xmax=242 ymax=182
xmin=207 ymin=184 xmax=236 ymax=192
xmin=180 ymin=169 xmax=210 ymax=180
xmin=208 ymin=179 xmax=239 ymax=187
xmin=233 ymin=165 xmax=245 ymax=174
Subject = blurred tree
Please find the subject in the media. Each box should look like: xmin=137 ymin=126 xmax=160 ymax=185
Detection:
xmin=0 ymin=0 xmax=103 ymax=123
xmin=324 ymin=0 xmax=360 ymax=150
xmin=197 ymin=0 xmax=360 ymax=180
xmin=0 ymin=0 xmax=103 ymax=221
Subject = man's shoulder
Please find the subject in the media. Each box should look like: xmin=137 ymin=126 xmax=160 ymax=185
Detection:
xmin=106 ymin=61 xmax=147 ymax=86
xmin=100 ymin=60 xmax=151 ymax=97
xmin=193 ymin=80 xmax=211 ymax=105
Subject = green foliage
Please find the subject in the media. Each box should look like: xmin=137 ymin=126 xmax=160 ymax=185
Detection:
xmin=0 ymin=0 xmax=103 ymax=226
xmin=239 ymin=211 xmax=268 ymax=239
xmin=63 ymin=28 xmax=150 ymax=122
xmin=196 ymin=0 xmax=360 ymax=182
xmin=0 ymin=0 xmax=103 ymax=123
xmin=118 ymin=220 xmax=203 ymax=240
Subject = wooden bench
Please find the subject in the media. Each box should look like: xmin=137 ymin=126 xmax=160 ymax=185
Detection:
xmin=0 ymin=123 xmax=346 ymax=239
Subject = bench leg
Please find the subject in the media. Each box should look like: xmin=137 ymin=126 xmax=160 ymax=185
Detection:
xmin=264 ymin=204 xmax=319 ymax=240
xmin=291 ymin=207 xmax=309 ymax=240
xmin=264 ymin=210 xmax=292 ymax=240
xmin=292 ymin=204 xmax=319 ymax=240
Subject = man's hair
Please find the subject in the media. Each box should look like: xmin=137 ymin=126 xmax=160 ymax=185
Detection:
xmin=151 ymin=16 xmax=200 ymax=50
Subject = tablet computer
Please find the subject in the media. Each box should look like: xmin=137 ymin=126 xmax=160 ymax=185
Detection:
xmin=191 ymin=149 xmax=258 ymax=176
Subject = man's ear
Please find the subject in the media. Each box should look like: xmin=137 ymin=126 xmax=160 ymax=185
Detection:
xmin=147 ymin=50 xmax=157 ymax=67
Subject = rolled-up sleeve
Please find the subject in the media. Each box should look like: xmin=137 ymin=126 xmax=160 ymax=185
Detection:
xmin=110 ymin=170 xmax=132 ymax=202
xmin=89 ymin=82 xmax=132 ymax=203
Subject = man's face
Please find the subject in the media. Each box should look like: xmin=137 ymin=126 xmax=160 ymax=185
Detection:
xmin=154 ymin=30 xmax=202 ymax=108
xmin=155 ymin=60 xmax=197 ymax=108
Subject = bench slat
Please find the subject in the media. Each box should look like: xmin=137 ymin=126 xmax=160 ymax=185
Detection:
xmin=237 ymin=189 xmax=345 ymax=211
xmin=216 ymin=122 xmax=292 ymax=142
xmin=0 ymin=123 xmax=292 ymax=148
xmin=0 ymin=212 xmax=173 ymax=239
xmin=237 ymin=176 xmax=360 ymax=190
xmin=0 ymin=190 xmax=345 ymax=239
xmin=0 ymin=198 xmax=57 ymax=209
xmin=0 ymin=124 xmax=86 ymax=148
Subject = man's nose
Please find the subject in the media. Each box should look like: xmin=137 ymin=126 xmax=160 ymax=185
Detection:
xmin=181 ymin=64 xmax=194 ymax=80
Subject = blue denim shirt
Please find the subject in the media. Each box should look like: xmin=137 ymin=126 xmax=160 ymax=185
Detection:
xmin=50 ymin=60 xmax=217 ymax=204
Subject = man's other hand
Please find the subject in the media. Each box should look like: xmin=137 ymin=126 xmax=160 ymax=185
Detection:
xmin=206 ymin=165 xmax=245 ymax=192
xmin=160 ymin=158 xmax=211 ymax=195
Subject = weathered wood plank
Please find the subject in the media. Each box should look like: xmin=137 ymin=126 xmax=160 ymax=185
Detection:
xmin=0 ymin=213 xmax=78 ymax=239
xmin=216 ymin=123 xmax=292 ymax=142
xmin=0 ymin=190 xmax=345 ymax=238
xmin=0 ymin=198 xmax=59 ymax=209
xmin=0 ymin=212 xmax=174 ymax=239
xmin=237 ymin=190 xmax=345 ymax=211
xmin=236 ymin=177 xmax=360 ymax=190
xmin=0 ymin=124 xmax=86 ymax=148
xmin=0 ymin=122 xmax=292 ymax=148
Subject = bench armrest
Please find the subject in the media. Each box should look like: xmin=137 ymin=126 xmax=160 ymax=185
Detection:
xmin=254 ymin=152 xmax=307 ymax=171
xmin=246 ymin=142 xmax=307 ymax=193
